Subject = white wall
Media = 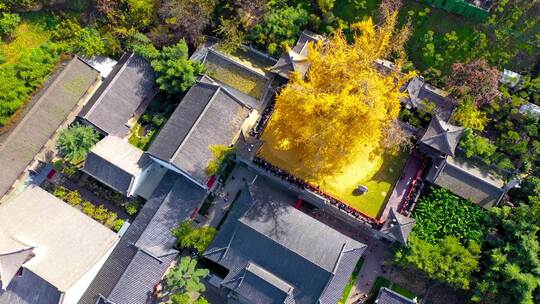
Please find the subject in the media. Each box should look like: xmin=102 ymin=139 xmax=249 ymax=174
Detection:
xmin=60 ymin=238 xmax=119 ymax=304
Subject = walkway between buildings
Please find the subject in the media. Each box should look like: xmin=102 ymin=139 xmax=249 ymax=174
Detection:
xmin=379 ymin=153 xmax=423 ymax=221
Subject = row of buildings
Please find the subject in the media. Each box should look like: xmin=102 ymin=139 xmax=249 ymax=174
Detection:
xmin=0 ymin=30 xmax=512 ymax=304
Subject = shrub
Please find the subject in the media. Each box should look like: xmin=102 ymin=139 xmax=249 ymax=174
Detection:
xmin=53 ymin=186 xmax=69 ymax=200
xmin=412 ymin=186 xmax=488 ymax=244
xmin=0 ymin=12 xmax=20 ymax=38
xmin=125 ymin=200 xmax=140 ymax=216
xmin=93 ymin=205 xmax=110 ymax=223
xmin=205 ymin=145 xmax=235 ymax=177
xmin=82 ymin=201 xmax=96 ymax=217
xmin=151 ymin=114 xmax=165 ymax=127
xmin=113 ymin=219 xmax=125 ymax=232
xmin=65 ymin=190 xmax=83 ymax=207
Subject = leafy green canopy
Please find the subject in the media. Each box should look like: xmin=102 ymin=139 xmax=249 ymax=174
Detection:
xmin=134 ymin=39 xmax=204 ymax=95
xmin=412 ymin=186 xmax=488 ymax=244
xmin=166 ymin=256 xmax=209 ymax=295
xmin=248 ymin=4 xmax=309 ymax=56
xmin=0 ymin=42 xmax=61 ymax=125
xmin=171 ymin=221 xmax=216 ymax=254
xmin=56 ymin=123 xmax=99 ymax=164
xmin=395 ymin=235 xmax=481 ymax=290
xmin=0 ymin=12 xmax=20 ymax=36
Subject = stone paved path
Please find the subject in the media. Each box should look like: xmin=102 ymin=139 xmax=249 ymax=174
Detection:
xmin=205 ymin=164 xmax=256 ymax=227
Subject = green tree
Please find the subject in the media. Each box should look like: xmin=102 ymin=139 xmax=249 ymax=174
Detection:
xmin=166 ymin=256 xmax=209 ymax=295
xmin=0 ymin=12 xmax=20 ymax=38
xmin=248 ymin=5 xmax=308 ymax=56
xmin=56 ymin=124 xmax=100 ymax=164
xmin=172 ymin=221 xmax=216 ymax=254
xmin=395 ymin=235 xmax=481 ymax=290
xmin=472 ymin=204 xmax=540 ymax=303
xmin=205 ymin=144 xmax=235 ymax=176
xmin=72 ymin=27 xmax=106 ymax=57
xmin=150 ymin=40 xmax=205 ymax=94
xmin=459 ymin=128 xmax=497 ymax=163
xmin=451 ymin=96 xmax=489 ymax=131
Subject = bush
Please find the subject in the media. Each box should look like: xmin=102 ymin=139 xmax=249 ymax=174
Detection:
xmin=93 ymin=205 xmax=109 ymax=223
xmin=113 ymin=219 xmax=125 ymax=232
xmin=412 ymin=186 xmax=488 ymax=244
xmin=65 ymin=190 xmax=83 ymax=207
xmin=125 ymin=200 xmax=140 ymax=216
xmin=151 ymin=114 xmax=165 ymax=127
xmin=82 ymin=201 xmax=96 ymax=217
xmin=53 ymin=186 xmax=69 ymax=200
xmin=0 ymin=12 xmax=20 ymax=38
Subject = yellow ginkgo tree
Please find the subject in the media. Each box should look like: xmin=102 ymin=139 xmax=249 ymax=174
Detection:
xmin=262 ymin=10 xmax=415 ymax=177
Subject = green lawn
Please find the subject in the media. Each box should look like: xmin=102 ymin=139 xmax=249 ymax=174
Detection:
xmin=339 ymin=257 xmax=365 ymax=303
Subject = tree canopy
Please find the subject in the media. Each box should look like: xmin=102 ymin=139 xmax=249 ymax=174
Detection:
xmin=148 ymin=40 xmax=205 ymax=94
xmin=447 ymin=59 xmax=500 ymax=106
xmin=56 ymin=124 xmax=99 ymax=164
xmin=263 ymin=11 xmax=414 ymax=177
xmin=171 ymin=221 xmax=217 ymax=254
xmin=166 ymin=256 xmax=209 ymax=295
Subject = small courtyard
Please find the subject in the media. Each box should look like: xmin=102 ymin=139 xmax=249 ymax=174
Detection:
xmin=259 ymin=130 xmax=409 ymax=218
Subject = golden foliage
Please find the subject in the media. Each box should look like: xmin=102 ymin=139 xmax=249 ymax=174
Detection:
xmin=263 ymin=13 xmax=414 ymax=177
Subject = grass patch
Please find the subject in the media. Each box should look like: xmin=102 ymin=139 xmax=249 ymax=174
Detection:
xmin=339 ymin=257 xmax=365 ymax=303
xmin=260 ymin=129 xmax=408 ymax=218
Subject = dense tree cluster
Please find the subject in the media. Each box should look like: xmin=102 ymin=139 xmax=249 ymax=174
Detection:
xmin=171 ymin=221 xmax=217 ymax=255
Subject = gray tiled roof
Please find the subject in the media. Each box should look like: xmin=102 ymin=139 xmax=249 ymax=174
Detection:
xmin=204 ymin=176 xmax=366 ymax=304
xmin=222 ymin=263 xmax=294 ymax=304
xmin=271 ymin=30 xmax=322 ymax=80
xmin=79 ymin=172 xmax=205 ymax=304
xmin=148 ymin=81 xmax=250 ymax=186
xmin=403 ymin=77 xmax=455 ymax=121
xmin=78 ymin=53 xmax=155 ymax=137
xmin=380 ymin=208 xmax=416 ymax=244
xmin=0 ymin=269 xmax=60 ymax=304
xmin=83 ymin=136 xmax=149 ymax=196
xmin=0 ymin=57 xmax=99 ymax=199
xmin=429 ymin=156 xmax=505 ymax=208
xmin=420 ymin=116 xmax=464 ymax=157
xmin=376 ymin=287 xmax=416 ymax=304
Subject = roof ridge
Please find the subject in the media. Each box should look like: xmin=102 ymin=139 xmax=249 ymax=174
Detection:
xmin=445 ymin=158 xmax=505 ymax=189
xmin=170 ymin=84 xmax=221 ymax=162
xmin=84 ymin=53 xmax=134 ymax=119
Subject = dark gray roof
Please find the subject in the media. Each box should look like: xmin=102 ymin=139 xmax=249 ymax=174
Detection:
xmin=420 ymin=116 xmax=464 ymax=157
xmin=221 ymin=263 xmax=295 ymax=304
xmin=83 ymin=136 xmax=149 ymax=196
xmin=204 ymin=177 xmax=366 ymax=304
xmin=271 ymin=30 xmax=322 ymax=80
xmin=403 ymin=77 xmax=455 ymax=121
xmin=79 ymin=172 xmax=206 ymax=304
xmin=428 ymin=156 xmax=505 ymax=208
xmin=148 ymin=81 xmax=250 ymax=186
xmin=376 ymin=287 xmax=416 ymax=304
xmin=380 ymin=208 xmax=415 ymax=244
xmin=0 ymin=269 xmax=60 ymax=304
xmin=78 ymin=53 xmax=155 ymax=137
xmin=0 ymin=57 xmax=99 ymax=199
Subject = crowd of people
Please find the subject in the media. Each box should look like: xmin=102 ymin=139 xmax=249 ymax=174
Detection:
xmin=254 ymin=157 xmax=380 ymax=226
xmin=250 ymin=103 xmax=275 ymax=137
